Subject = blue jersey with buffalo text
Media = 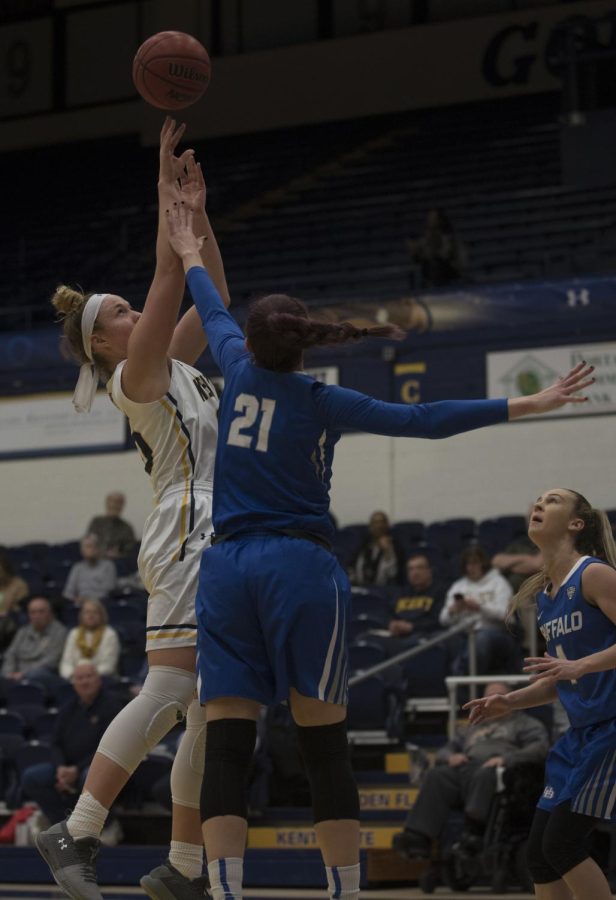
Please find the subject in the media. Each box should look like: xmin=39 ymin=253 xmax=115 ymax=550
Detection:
xmin=185 ymin=267 xmax=509 ymax=541
xmin=537 ymin=555 xmax=616 ymax=728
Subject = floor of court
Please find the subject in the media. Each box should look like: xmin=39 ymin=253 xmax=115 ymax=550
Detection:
xmin=0 ymin=888 xmax=544 ymax=900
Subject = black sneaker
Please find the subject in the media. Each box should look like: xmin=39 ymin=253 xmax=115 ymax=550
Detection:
xmin=140 ymin=859 xmax=211 ymax=900
xmin=35 ymin=819 xmax=102 ymax=900
xmin=392 ymin=828 xmax=432 ymax=860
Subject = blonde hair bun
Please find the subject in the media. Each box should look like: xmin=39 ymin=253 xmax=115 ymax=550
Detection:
xmin=51 ymin=284 xmax=87 ymax=319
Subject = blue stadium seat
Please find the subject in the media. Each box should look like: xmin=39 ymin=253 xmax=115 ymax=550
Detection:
xmin=7 ymin=700 xmax=47 ymax=724
xmin=349 ymin=614 xmax=388 ymax=642
xmin=50 ymin=681 xmax=76 ymax=707
xmin=332 ymin=525 xmax=366 ymax=567
xmin=107 ymin=601 xmax=144 ymax=626
xmin=392 ymin=521 xmax=425 ymax=556
xmin=5 ymin=681 xmax=46 ymax=707
xmin=30 ymin=711 xmax=58 ymax=741
xmin=15 ymin=740 xmax=54 ymax=775
xmin=347 ymin=675 xmax=403 ymax=738
xmin=349 ymin=589 xmax=389 ymax=623
xmin=348 ymin=640 xmax=387 ymax=673
xmin=402 ymin=641 xmax=449 ymax=698
xmin=0 ymin=711 xmax=25 ymax=735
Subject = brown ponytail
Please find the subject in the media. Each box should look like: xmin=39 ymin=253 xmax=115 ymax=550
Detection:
xmin=246 ymin=294 xmax=404 ymax=372
xmin=51 ymin=284 xmax=92 ymax=366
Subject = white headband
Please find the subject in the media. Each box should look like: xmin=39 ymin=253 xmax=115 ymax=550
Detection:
xmin=72 ymin=293 xmax=108 ymax=414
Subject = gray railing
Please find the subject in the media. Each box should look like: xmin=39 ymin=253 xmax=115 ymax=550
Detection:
xmin=348 ymin=615 xmax=481 ymax=688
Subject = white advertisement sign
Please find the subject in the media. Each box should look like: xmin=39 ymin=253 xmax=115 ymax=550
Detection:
xmin=0 ymin=392 xmax=126 ymax=458
xmin=487 ymin=343 xmax=616 ymax=418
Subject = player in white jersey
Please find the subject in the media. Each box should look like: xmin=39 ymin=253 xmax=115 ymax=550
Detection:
xmin=36 ymin=119 xmax=225 ymax=900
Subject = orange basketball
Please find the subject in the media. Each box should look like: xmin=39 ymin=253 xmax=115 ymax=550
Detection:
xmin=132 ymin=31 xmax=211 ymax=110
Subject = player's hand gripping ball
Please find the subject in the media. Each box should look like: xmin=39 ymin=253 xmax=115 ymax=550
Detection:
xmin=133 ymin=31 xmax=211 ymax=110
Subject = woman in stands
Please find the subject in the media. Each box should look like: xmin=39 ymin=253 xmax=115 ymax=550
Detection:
xmin=36 ymin=119 xmax=226 ymax=900
xmin=164 ymin=202 xmax=593 ymax=900
xmin=59 ymin=598 xmax=120 ymax=680
xmin=465 ymin=488 xmax=616 ymax=900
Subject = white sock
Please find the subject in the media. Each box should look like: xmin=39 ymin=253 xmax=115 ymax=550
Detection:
xmin=207 ymin=857 xmax=243 ymax=899
xmin=326 ymin=863 xmax=360 ymax=899
xmin=66 ymin=791 xmax=109 ymax=840
xmin=169 ymin=840 xmax=204 ymax=880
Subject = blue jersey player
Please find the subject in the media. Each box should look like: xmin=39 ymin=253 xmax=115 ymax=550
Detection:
xmin=466 ymin=488 xmax=616 ymax=900
xmin=166 ymin=205 xmax=594 ymax=900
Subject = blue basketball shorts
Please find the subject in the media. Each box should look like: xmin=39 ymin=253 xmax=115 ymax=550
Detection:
xmin=195 ymin=534 xmax=351 ymax=707
xmin=538 ymin=717 xmax=616 ymax=820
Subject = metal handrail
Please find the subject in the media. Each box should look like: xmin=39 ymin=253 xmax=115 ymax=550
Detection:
xmin=348 ymin=615 xmax=481 ymax=687
xmin=445 ymin=674 xmax=531 ymax=739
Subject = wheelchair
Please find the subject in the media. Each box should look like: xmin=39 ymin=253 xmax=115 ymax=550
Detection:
xmin=418 ymin=762 xmax=545 ymax=894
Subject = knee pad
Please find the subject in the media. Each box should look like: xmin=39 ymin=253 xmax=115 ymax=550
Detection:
xmin=171 ymin=699 xmax=207 ymax=809
xmin=296 ymin=719 xmax=359 ymax=824
xmin=98 ymin=666 xmax=195 ymax=775
xmin=200 ymin=718 xmax=256 ymax=823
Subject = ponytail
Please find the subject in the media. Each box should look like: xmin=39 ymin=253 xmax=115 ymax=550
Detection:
xmin=247 ymin=294 xmax=404 ymax=372
xmin=510 ymin=491 xmax=616 ymax=619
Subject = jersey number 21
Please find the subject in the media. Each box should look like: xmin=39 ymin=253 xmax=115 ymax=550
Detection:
xmin=227 ymin=393 xmax=276 ymax=453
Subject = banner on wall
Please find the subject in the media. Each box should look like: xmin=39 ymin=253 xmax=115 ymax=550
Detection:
xmin=487 ymin=342 xmax=616 ymax=418
xmin=0 ymin=392 xmax=126 ymax=459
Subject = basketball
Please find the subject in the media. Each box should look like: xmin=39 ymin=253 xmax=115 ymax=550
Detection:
xmin=132 ymin=31 xmax=211 ymax=110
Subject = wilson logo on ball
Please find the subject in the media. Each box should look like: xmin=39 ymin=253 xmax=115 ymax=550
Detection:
xmin=168 ymin=64 xmax=208 ymax=84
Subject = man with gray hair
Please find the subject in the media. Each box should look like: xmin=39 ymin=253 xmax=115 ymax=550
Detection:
xmin=2 ymin=596 xmax=66 ymax=688
xmin=63 ymin=534 xmax=117 ymax=603
xmin=87 ymin=492 xmax=136 ymax=558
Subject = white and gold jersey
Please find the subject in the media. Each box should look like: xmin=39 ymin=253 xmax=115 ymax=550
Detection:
xmin=109 ymin=358 xmax=218 ymax=501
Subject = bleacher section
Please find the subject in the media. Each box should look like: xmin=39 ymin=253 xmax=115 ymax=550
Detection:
xmin=3 ymin=93 xmax=616 ymax=333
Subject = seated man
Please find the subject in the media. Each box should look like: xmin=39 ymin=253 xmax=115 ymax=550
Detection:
xmin=387 ymin=553 xmax=446 ymax=647
xmin=21 ymin=662 xmax=125 ymax=845
xmin=393 ymin=682 xmax=549 ymax=859
xmin=87 ymin=491 xmax=136 ymax=559
xmin=63 ymin=534 xmax=117 ymax=604
xmin=1 ymin=596 xmax=66 ymax=690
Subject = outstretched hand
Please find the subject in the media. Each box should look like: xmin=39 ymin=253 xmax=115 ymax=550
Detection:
xmin=523 ymin=652 xmax=585 ymax=683
xmin=179 ymin=154 xmax=206 ymax=214
xmin=159 ymin=116 xmax=195 ymax=191
xmin=167 ymin=203 xmax=205 ymax=260
xmin=529 ymin=362 xmax=595 ymax=414
xmin=462 ymin=693 xmax=512 ymax=725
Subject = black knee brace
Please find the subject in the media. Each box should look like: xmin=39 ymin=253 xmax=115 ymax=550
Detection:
xmin=296 ymin=719 xmax=360 ymax=824
xmin=200 ymin=718 xmax=257 ymax=823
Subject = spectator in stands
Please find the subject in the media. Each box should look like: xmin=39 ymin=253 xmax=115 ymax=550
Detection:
xmin=59 ymin=599 xmax=121 ymax=680
xmin=440 ymin=545 xmax=520 ymax=674
xmin=350 ymin=511 xmax=403 ymax=586
xmin=492 ymin=532 xmax=543 ymax=595
xmin=1 ymin=596 xmax=66 ymax=688
xmin=387 ymin=553 xmax=446 ymax=644
xmin=87 ymin=492 xmax=136 ymax=558
xmin=63 ymin=534 xmax=117 ymax=604
xmin=393 ymin=681 xmax=548 ymax=859
xmin=21 ymin=662 xmax=125 ymax=845
xmin=0 ymin=548 xmax=29 ymax=655
xmin=407 ymin=208 xmax=468 ymax=288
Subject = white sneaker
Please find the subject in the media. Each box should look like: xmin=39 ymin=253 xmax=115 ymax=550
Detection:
xmin=99 ymin=819 xmax=123 ymax=847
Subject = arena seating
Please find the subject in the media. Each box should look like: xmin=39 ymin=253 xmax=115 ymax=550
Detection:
xmin=3 ymin=93 xmax=616 ymax=334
